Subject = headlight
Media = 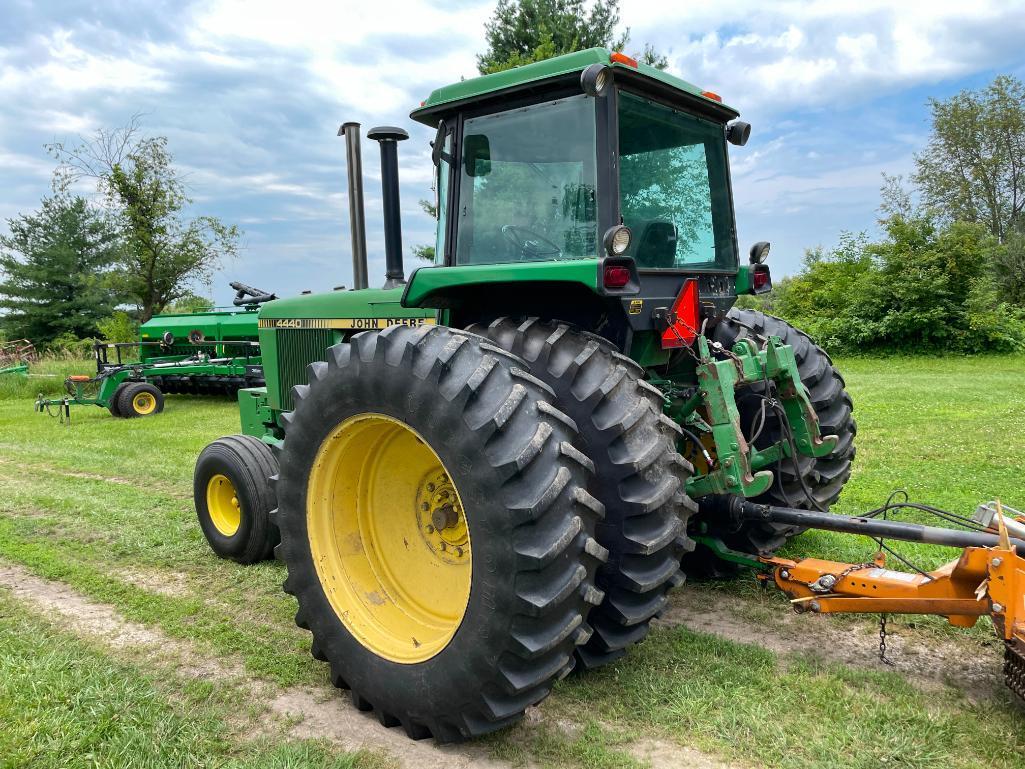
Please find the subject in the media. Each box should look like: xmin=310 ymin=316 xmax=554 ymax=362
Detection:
xmin=580 ymin=64 xmax=612 ymax=97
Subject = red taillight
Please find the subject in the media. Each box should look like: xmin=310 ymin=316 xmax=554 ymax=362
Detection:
xmin=701 ymin=90 xmax=723 ymax=102
xmin=603 ymin=265 xmax=631 ymax=289
xmin=610 ymin=51 xmax=638 ymax=68
xmin=753 ymin=269 xmax=770 ymax=291
xmin=661 ymin=279 xmax=700 ymax=349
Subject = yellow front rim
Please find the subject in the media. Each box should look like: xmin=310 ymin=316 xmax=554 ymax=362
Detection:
xmin=207 ymin=473 xmax=242 ymax=537
xmin=307 ymin=413 xmax=472 ymax=664
xmin=132 ymin=391 xmax=157 ymax=415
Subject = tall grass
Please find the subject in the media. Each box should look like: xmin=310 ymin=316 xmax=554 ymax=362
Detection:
xmin=0 ymin=355 xmax=95 ymax=400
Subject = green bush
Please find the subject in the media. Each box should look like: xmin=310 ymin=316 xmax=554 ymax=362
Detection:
xmin=764 ymin=217 xmax=1025 ymax=354
xmin=96 ymin=311 xmax=138 ymax=343
xmin=47 ymin=333 xmax=98 ymax=358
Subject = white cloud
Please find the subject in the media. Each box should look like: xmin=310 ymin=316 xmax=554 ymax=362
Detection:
xmin=624 ymin=0 xmax=1025 ymax=116
xmin=0 ymin=30 xmax=170 ymax=98
xmin=187 ymin=0 xmax=491 ymax=115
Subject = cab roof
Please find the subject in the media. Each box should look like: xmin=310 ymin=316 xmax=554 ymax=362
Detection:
xmin=410 ymin=47 xmax=738 ymax=125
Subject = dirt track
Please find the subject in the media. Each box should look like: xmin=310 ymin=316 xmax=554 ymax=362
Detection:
xmin=4 ymin=559 xmax=1009 ymax=767
xmin=659 ymin=587 xmax=1006 ymax=702
xmin=1 ymin=561 xmax=750 ymax=769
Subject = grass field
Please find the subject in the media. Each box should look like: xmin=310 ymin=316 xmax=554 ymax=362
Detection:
xmin=1 ymin=354 xmax=1023 ymax=768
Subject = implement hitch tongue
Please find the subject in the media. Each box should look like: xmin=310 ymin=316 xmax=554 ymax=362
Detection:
xmin=702 ymin=496 xmax=1025 ymax=699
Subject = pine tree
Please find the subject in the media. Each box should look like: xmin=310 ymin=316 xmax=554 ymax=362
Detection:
xmin=0 ymin=195 xmax=122 ymax=343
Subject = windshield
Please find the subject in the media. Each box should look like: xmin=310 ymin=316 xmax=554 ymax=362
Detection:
xmin=455 ymin=95 xmax=598 ymax=265
xmin=618 ymin=91 xmax=737 ymax=270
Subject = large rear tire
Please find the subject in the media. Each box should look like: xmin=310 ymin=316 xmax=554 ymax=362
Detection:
xmin=273 ymin=324 xmax=607 ymax=742
xmin=471 ymin=318 xmax=694 ymax=670
xmin=708 ymin=309 xmax=856 ymax=555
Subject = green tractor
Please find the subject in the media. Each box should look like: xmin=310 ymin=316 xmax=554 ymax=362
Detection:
xmin=194 ymin=48 xmax=855 ymax=740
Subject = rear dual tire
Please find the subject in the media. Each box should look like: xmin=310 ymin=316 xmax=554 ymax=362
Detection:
xmin=471 ymin=318 xmax=694 ymax=669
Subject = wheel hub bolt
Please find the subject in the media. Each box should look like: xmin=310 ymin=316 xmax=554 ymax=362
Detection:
xmin=432 ymin=504 xmax=459 ymax=531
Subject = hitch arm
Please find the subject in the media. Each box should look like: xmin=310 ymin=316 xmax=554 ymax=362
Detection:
xmin=723 ymin=496 xmax=1025 ymax=637
xmin=703 ymin=495 xmax=1025 ymax=700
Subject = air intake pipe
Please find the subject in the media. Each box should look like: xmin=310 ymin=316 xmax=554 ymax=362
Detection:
xmin=338 ymin=122 xmax=369 ymax=290
xmin=368 ymin=126 xmax=409 ymax=289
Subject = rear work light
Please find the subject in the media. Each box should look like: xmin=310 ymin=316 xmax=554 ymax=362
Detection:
xmin=661 ymin=279 xmax=700 ymax=349
xmin=603 ymin=265 xmax=631 ymax=289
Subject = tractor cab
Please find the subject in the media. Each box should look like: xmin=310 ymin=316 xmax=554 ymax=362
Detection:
xmin=405 ymin=48 xmax=767 ymax=354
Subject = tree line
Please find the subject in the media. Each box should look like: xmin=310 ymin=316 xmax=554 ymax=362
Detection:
xmin=740 ymin=75 xmax=1025 ymax=354
xmin=5 ymin=0 xmax=1022 ymax=356
xmin=0 ymin=117 xmax=237 ymax=348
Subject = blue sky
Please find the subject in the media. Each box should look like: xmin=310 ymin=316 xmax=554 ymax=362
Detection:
xmin=2 ymin=0 xmax=1025 ymax=305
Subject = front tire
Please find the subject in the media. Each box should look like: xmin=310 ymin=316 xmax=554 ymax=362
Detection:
xmin=471 ymin=318 xmax=694 ymax=670
xmin=194 ymin=435 xmax=280 ymax=564
xmin=274 ymin=324 xmax=607 ymax=742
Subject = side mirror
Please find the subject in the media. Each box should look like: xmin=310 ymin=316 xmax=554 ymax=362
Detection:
xmin=431 ymin=120 xmax=450 ymax=167
xmin=463 ymin=133 xmax=491 ymax=177
xmin=749 ymin=241 xmax=770 ymax=264
xmin=727 ymin=121 xmax=751 ymax=146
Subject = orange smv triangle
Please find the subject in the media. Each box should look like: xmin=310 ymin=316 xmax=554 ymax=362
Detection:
xmin=661 ymin=279 xmax=700 ymax=349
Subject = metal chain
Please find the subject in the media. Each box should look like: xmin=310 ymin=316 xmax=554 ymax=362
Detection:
xmin=878 ymin=614 xmax=894 ymax=665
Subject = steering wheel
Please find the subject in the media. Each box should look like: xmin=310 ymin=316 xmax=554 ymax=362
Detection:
xmin=501 ymin=225 xmax=562 ymax=260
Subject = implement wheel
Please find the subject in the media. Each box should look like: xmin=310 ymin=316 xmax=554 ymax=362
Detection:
xmin=709 ymin=309 xmax=856 ymax=555
xmin=274 ymin=325 xmax=606 ymax=742
xmin=107 ymin=383 xmax=128 ymax=417
xmin=118 ymin=382 xmax=164 ymax=418
xmin=194 ymin=435 xmax=280 ymax=564
xmin=471 ymin=318 xmax=693 ymax=670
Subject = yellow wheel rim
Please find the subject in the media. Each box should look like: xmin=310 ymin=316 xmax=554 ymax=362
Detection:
xmin=307 ymin=413 xmax=472 ymax=664
xmin=132 ymin=391 xmax=157 ymax=415
xmin=207 ymin=473 xmax=242 ymax=537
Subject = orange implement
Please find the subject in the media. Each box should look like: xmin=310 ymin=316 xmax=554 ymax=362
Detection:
xmin=764 ymin=545 xmax=1025 ymax=640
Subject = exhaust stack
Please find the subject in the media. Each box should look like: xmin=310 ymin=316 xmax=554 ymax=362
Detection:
xmin=338 ymin=122 xmax=369 ymax=290
xmin=368 ymin=126 xmax=409 ymax=289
